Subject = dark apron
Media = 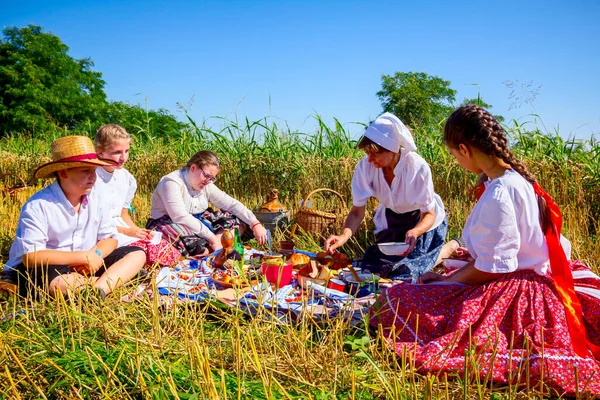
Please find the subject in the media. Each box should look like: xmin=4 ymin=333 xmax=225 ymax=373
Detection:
xmin=361 ymin=208 xmax=420 ymax=278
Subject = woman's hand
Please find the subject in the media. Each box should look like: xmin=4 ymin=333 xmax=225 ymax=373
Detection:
xmin=325 ymin=231 xmax=351 ymax=253
xmin=404 ymin=228 xmax=420 ymax=255
xmin=252 ymin=223 xmax=268 ymax=246
xmin=208 ymin=235 xmax=222 ymax=252
xmin=417 ymin=272 xmax=445 ymax=284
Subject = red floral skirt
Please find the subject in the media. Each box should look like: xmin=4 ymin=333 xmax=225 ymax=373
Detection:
xmin=129 ymin=239 xmax=181 ymax=270
xmin=370 ymin=260 xmax=600 ymax=395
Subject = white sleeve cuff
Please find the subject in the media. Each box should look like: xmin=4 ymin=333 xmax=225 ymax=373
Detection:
xmin=474 ymin=256 xmax=519 ymax=274
xmin=419 ymin=200 xmax=435 ymax=213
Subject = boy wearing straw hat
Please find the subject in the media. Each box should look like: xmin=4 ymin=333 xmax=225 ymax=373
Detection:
xmin=4 ymin=136 xmax=146 ymax=299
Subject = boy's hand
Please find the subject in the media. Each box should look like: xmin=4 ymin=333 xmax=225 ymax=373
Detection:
xmin=83 ymin=249 xmax=104 ymax=274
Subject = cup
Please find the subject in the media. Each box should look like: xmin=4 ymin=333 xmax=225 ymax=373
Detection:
xmin=262 ymin=262 xmax=293 ymax=288
xmin=346 ymin=273 xmax=380 ymax=298
xmin=279 ymin=240 xmax=295 ymax=256
xmin=149 ymin=230 xmax=163 ymax=245
xmin=327 ymin=278 xmax=346 ymax=292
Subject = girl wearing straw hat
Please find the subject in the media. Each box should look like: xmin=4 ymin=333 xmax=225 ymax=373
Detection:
xmin=4 ymin=136 xmax=146 ymax=299
xmin=325 ymin=112 xmax=447 ymax=279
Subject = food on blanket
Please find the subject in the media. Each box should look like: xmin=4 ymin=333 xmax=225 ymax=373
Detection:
xmin=262 ymin=253 xmax=284 ymax=266
xmin=316 ymin=251 xmax=351 ymax=270
xmin=177 ymin=270 xmax=195 ymax=281
xmin=245 ymin=256 xmax=263 ymax=269
xmin=212 ymin=268 xmax=248 ymax=288
xmin=298 ymin=260 xmax=319 ymax=278
xmin=317 ymin=266 xmax=332 ymax=281
xmin=288 ymin=252 xmax=310 ymax=268
xmin=259 ymin=188 xmax=287 ymax=212
xmin=284 ymin=289 xmax=304 ymax=303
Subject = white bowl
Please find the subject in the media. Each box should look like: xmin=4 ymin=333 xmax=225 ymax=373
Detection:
xmin=442 ymin=258 xmax=469 ymax=269
xmin=378 ymin=242 xmax=410 ymax=256
xmin=345 ymin=273 xmax=380 ymax=284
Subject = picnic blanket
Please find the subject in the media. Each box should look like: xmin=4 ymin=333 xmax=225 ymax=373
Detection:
xmin=131 ymin=248 xmax=379 ymax=324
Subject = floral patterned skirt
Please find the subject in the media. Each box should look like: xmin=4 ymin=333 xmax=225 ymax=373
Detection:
xmin=129 ymin=239 xmax=182 ymax=270
xmin=369 ymin=260 xmax=600 ymax=396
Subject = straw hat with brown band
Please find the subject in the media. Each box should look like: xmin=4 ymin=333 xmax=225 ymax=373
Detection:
xmin=34 ymin=136 xmax=116 ymax=179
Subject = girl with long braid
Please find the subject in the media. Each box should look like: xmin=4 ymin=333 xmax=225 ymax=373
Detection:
xmin=371 ymin=105 xmax=600 ymax=395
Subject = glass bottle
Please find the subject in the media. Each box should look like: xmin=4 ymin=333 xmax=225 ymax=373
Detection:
xmin=233 ymin=227 xmax=244 ymax=259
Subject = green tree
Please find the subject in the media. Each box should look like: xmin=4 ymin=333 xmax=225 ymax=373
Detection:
xmin=376 ymin=72 xmax=456 ymax=128
xmin=0 ymin=25 xmax=107 ymax=136
xmin=104 ymin=101 xmax=189 ymax=141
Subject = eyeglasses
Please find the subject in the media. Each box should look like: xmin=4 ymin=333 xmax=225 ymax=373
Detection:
xmin=198 ymin=168 xmax=217 ymax=183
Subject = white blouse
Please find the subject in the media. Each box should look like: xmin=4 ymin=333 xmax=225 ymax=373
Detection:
xmin=463 ymin=169 xmax=549 ymax=275
xmin=150 ymin=169 xmax=259 ymax=240
xmin=94 ymin=167 xmax=138 ymax=247
xmin=352 ymin=149 xmax=445 ymax=234
xmin=6 ymin=181 xmax=117 ymax=270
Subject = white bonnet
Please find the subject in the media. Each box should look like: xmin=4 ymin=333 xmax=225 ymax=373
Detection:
xmin=363 ymin=112 xmax=417 ymax=153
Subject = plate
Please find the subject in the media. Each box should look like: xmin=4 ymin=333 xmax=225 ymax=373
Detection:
xmin=297 ymin=274 xmax=327 ymax=289
xmin=378 ymin=242 xmax=410 ymax=256
xmin=211 ymin=276 xmax=254 ymax=288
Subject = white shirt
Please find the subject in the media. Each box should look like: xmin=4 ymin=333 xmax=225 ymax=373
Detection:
xmin=150 ymin=169 xmax=259 ymax=240
xmin=94 ymin=167 xmax=138 ymax=247
xmin=5 ymin=181 xmax=118 ymax=270
xmin=351 ymin=149 xmax=446 ymax=234
xmin=463 ymin=169 xmax=549 ymax=275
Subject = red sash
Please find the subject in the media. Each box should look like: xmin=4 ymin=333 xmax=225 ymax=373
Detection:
xmin=471 ymin=181 xmax=600 ymax=359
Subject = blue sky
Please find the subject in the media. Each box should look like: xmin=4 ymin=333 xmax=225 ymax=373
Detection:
xmin=2 ymin=0 xmax=599 ymax=139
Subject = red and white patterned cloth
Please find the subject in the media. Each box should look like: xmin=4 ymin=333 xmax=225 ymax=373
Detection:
xmin=370 ymin=260 xmax=600 ymax=396
xmin=129 ymin=239 xmax=181 ymax=270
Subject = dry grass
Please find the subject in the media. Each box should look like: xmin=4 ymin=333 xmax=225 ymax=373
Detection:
xmin=0 ymin=118 xmax=598 ymax=398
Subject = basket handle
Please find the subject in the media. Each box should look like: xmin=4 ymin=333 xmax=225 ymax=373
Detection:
xmin=301 ymin=188 xmax=347 ymax=210
xmin=0 ymin=173 xmax=27 ymax=188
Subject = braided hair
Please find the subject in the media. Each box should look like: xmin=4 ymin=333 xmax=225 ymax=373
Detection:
xmin=444 ymin=105 xmax=549 ymax=232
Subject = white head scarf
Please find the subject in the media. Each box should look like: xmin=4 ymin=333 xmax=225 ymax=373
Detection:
xmin=363 ymin=112 xmax=417 ymax=153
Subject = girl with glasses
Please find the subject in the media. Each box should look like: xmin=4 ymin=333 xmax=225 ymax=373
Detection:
xmin=147 ymin=150 xmax=267 ymax=256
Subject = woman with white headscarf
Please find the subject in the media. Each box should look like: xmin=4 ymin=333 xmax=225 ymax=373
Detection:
xmin=325 ymin=113 xmax=447 ymax=279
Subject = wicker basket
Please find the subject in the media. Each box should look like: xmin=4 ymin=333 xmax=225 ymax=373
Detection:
xmin=1 ymin=173 xmax=32 ymax=199
xmin=295 ymin=188 xmax=346 ymax=235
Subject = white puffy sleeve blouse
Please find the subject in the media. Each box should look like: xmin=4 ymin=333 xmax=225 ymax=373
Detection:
xmin=351 ymin=149 xmax=445 ymax=233
xmin=150 ymin=169 xmax=259 ymax=240
xmin=462 ymin=169 xmax=549 ymax=275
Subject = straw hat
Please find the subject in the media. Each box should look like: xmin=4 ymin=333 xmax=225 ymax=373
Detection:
xmin=34 ymin=136 xmax=116 ymax=179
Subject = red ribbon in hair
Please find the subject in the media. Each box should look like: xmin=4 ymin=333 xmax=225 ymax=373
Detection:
xmin=471 ymin=181 xmax=600 ymax=359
